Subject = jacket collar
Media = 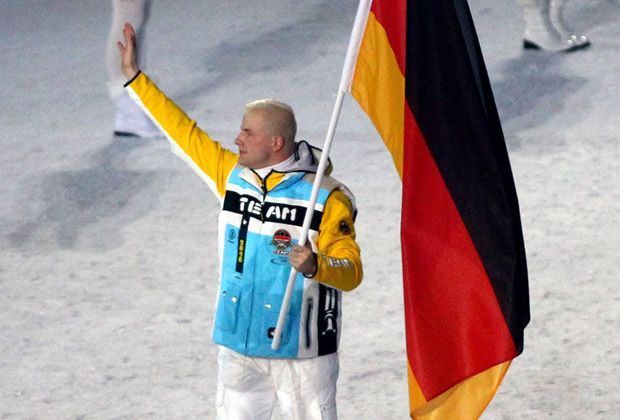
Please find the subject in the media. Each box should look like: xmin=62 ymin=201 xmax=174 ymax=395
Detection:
xmin=239 ymin=141 xmax=332 ymax=192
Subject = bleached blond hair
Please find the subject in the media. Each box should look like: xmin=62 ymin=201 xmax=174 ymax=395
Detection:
xmin=245 ymin=99 xmax=297 ymax=144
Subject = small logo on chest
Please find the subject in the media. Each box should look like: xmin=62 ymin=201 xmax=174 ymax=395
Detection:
xmin=271 ymin=229 xmax=292 ymax=255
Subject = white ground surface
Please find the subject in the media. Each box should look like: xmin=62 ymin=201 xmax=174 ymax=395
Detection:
xmin=1 ymin=0 xmax=619 ymax=418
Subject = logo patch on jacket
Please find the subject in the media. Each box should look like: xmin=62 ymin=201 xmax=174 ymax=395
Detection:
xmin=271 ymin=229 xmax=292 ymax=255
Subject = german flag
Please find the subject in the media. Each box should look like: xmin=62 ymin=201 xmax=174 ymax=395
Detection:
xmin=350 ymin=0 xmax=530 ymax=418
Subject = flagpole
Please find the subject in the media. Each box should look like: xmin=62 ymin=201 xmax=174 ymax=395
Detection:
xmin=272 ymin=0 xmax=372 ymax=351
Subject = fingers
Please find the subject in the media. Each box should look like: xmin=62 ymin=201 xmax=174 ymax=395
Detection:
xmin=289 ymin=245 xmax=306 ymax=265
xmin=290 ymin=244 xmax=311 ymax=261
xmin=123 ymin=22 xmax=136 ymax=42
xmin=118 ymin=23 xmax=135 ymax=52
xmin=292 ymin=243 xmax=312 ymax=253
xmin=291 ymin=244 xmax=308 ymax=253
xmin=118 ymin=22 xmax=139 ymax=80
xmin=288 ymin=244 xmax=317 ymax=277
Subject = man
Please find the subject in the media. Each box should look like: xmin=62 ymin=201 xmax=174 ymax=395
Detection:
xmin=117 ymin=23 xmax=362 ymax=419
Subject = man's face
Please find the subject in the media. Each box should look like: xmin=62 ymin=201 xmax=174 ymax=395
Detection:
xmin=235 ymin=111 xmax=275 ymax=169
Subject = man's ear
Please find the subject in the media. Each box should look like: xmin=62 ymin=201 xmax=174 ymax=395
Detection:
xmin=272 ymin=135 xmax=285 ymax=152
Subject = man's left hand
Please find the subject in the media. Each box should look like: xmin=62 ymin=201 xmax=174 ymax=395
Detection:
xmin=289 ymin=244 xmax=317 ymax=277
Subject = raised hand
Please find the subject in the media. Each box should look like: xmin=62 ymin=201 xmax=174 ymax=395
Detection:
xmin=116 ymin=23 xmax=140 ymax=80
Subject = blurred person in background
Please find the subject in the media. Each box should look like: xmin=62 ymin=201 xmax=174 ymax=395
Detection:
xmin=517 ymin=0 xmax=590 ymax=51
xmin=106 ymin=0 xmax=162 ymax=137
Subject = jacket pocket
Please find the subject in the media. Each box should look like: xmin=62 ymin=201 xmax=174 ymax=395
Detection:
xmin=215 ymin=283 xmax=242 ymax=333
xmin=262 ymin=300 xmax=291 ymax=345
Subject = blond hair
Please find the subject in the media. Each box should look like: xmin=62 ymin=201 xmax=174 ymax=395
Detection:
xmin=245 ymin=99 xmax=297 ymax=144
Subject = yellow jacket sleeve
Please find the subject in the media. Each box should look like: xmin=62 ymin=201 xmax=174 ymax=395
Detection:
xmin=125 ymin=72 xmax=238 ymax=199
xmin=313 ymin=189 xmax=363 ymax=292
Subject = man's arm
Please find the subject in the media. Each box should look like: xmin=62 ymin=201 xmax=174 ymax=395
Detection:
xmin=289 ymin=190 xmax=363 ymax=291
xmin=117 ymin=23 xmax=238 ymax=199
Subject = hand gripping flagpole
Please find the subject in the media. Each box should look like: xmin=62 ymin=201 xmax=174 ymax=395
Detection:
xmin=272 ymin=0 xmax=372 ymax=350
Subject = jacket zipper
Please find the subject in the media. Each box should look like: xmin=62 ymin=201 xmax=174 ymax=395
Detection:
xmin=305 ymin=297 xmax=313 ymax=349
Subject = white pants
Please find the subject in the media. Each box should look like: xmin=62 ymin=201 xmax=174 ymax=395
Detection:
xmin=216 ymin=347 xmax=339 ymax=420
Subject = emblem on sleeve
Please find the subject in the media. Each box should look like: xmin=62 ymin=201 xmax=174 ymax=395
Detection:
xmin=271 ymin=229 xmax=292 ymax=255
xmin=339 ymin=220 xmax=351 ymax=235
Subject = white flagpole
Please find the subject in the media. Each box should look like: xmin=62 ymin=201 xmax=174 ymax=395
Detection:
xmin=272 ymin=0 xmax=372 ymax=351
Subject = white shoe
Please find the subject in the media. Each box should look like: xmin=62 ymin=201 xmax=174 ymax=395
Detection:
xmin=113 ymin=92 xmax=164 ymax=138
xmin=548 ymin=0 xmax=590 ymax=51
xmin=523 ymin=34 xmax=590 ymax=52
xmin=520 ymin=0 xmax=590 ymax=52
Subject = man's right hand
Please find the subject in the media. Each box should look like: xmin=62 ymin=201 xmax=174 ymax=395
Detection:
xmin=117 ymin=23 xmax=140 ymax=80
